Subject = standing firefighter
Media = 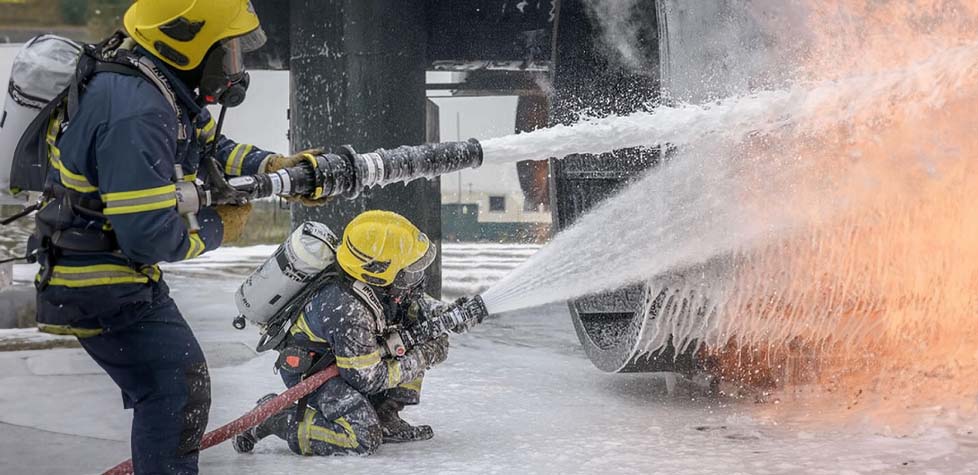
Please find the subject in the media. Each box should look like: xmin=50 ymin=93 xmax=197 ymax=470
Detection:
xmin=234 ymin=210 xmax=451 ymax=456
xmin=28 ymin=1 xmax=318 ymax=473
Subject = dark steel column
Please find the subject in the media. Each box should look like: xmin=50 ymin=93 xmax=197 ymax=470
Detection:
xmin=289 ymin=0 xmax=441 ymax=297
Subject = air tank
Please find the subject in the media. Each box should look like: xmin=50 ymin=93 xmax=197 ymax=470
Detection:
xmin=234 ymin=221 xmax=339 ymax=326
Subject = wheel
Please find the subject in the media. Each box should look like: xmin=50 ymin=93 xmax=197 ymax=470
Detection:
xmin=568 ymin=282 xmax=702 ymax=374
xmin=549 ymin=152 xmax=703 ymax=374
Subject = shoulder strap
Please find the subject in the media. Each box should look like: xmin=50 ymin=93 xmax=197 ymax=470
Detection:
xmin=255 ymin=270 xmax=340 ymax=353
xmin=349 ymin=280 xmax=386 ymax=334
xmin=11 ymin=47 xmax=184 ymax=193
xmin=98 ymin=50 xmax=187 ymax=141
xmin=65 ymin=47 xmax=96 ymax=121
xmin=93 ymin=62 xmax=141 ymax=77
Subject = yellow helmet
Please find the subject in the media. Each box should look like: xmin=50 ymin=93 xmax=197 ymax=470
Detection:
xmin=336 ymin=211 xmax=436 ymax=289
xmin=123 ymin=0 xmax=265 ymax=71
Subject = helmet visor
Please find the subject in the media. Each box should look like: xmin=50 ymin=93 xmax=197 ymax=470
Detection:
xmin=220 ymin=27 xmax=266 ymax=77
xmin=392 ymin=239 xmax=436 ymax=290
xmin=237 ymin=24 xmax=268 ymax=53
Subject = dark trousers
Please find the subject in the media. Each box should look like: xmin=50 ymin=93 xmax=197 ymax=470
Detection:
xmin=79 ymin=296 xmax=210 ymax=474
xmin=275 ymin=373 xmax=426 ymax=456
xmin=281 ymin=376 xmax=383 ymax=456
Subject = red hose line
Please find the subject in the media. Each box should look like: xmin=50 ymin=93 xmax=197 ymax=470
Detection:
xmin=103 ymin=365 xmax=339 ymax=475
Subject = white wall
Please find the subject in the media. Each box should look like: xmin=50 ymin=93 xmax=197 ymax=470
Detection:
xmin=465 ymin=190 xmax=552 ymax=224
xmin=431 ymin=96 xmax=523 ymax=197
xmin=207 ymin=70 xmax=290 ymax=154
xmin=429 ymin=95 xmax=538 ymax=221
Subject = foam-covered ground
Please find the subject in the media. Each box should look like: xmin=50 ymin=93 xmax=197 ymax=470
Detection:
xmin=2 ymin=245 xmax=976 ymax=474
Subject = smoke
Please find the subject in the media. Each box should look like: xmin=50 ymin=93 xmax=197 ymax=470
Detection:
xmin=581 ymin=0 xmax=814 ymax=99
xmin=581 ymin=0 xmax=657 ymax=73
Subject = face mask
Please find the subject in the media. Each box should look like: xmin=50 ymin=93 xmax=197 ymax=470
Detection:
xmin=199 ymin=27 xmax=266 ymax=107
xmin=390 ymin=277 xmax=427 ymax=304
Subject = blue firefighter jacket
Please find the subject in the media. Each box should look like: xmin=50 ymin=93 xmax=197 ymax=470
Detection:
xmin=35 ymin=51 xmax=275 ymax=336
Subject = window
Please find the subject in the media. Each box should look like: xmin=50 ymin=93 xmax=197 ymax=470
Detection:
xmin=489 ymin=195 xmax=506 ymax=213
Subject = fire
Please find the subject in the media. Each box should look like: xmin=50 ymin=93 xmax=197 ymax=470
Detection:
xmin=704 ymin=1 xmax=978 ymax=421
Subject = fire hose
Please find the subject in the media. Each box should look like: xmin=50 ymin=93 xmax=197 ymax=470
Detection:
xmin=102 ymin=364 xmax=340 ymax=475
xmin=102 ymin=296 xmax=489 ymax=474
xmin=102 ymin=365 xmax=339 ymax=475
xmin=176 ymin=139 xmax=484 ymax=231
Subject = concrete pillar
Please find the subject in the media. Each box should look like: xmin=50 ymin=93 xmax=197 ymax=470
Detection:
xmin=288 ymin=0 xmax=441 ymax=297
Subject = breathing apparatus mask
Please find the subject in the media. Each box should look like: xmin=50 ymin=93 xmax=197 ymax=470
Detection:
xmin=199 ymin=27 xmax=266 ymax=107
xmin=388 ymin=238 xmax=437 ymax=301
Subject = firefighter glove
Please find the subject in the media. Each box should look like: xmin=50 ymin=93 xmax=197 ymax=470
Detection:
xmin=414 ymin=334 xmax=450 ymax=369
xmin=216 ymin=203 xmax=252 ymax=244
xmin=259 ymin=148 xmax=331 ymax=207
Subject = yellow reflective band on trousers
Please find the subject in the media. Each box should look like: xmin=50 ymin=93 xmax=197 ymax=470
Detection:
xmin=225 ymin=144 xmax=252 ymax=176
xmin=336 ymin=351 xmax=381 ymax=370
xmin=101 ymin=185 xmax=177 ymax=215
xmin=399 ymin=377 xmax=423 ymax=393
xmin=385 ymin=359 xmax=402 ymax=388
xmin=297 ymin=408 xmax=359 ymax=454
xmin=198 ymin=118 xmax=217 ymax=144
xmin=184 ymin=232 xmax=206 ymax=260
xmin=44 ymin=263 xmax=162 ymax=288
xmin=290 ymin=313 xmax=329 ymax=343
xmin=37 ymin=323 xmax=103 ymax=338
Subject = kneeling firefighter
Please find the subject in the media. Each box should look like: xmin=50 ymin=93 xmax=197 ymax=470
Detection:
xmin=234 ymin=210 xmax=452 ymax=456
xmin=19 ymin=1 xmax=323 ymax=473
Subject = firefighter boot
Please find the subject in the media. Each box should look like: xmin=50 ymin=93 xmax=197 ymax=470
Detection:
xmin=374 ymin=398 xmax=434 ymax=443
xmin=233 ymin=393 xmax=294 ymax=453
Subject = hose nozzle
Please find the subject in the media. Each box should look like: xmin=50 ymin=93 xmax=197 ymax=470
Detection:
xmin=382 ymin=295 xmax=489 ymax=357
xmin=436 ymin=295 xmax=489 ymax=333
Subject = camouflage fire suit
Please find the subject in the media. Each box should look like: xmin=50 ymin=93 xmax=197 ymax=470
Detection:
xmin=276 ymin=276 xmax=442 ymax=455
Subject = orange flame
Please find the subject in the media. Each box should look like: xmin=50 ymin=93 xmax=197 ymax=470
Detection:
xmin=705 ymin=1 xmax=978 ymax=423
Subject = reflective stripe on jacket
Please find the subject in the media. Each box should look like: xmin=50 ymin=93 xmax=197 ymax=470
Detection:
xmin=35 ymin=51 xmax=273 ymax=330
